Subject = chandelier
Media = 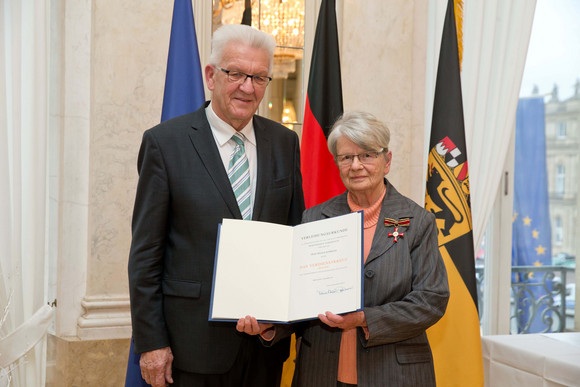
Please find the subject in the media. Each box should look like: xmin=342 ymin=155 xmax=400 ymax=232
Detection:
xmin=252 ymin=0 xmax=304 ymax=52
xmin=214 ymin=0 xmax=305 ymax=78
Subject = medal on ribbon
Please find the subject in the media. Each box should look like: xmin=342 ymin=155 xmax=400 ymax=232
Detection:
xmin=384 ymin=217 xmax=411 ymax=242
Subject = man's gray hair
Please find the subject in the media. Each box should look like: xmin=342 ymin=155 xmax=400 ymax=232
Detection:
xmin=327 ymin=111 xmax=391 ymax=157
xmin=209 ymin=24 xmax=276 ymax=74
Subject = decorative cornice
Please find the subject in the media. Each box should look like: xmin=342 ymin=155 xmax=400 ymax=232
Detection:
xmin=77 ymin=295 xmax=131 ymax=340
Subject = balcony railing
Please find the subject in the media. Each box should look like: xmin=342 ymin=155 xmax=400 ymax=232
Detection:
xmin=475 ymin=265 xmax=575 ymax=334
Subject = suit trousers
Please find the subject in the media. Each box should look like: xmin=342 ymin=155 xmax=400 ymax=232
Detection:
xmin=172 ymin=336 xmax=284 ymax=387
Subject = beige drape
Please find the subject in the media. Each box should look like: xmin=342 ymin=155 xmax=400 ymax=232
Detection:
xmin=0 ymin=0 xmax=53 ymax=385
xmin=425 ymin=0 xmax=537 ymax=255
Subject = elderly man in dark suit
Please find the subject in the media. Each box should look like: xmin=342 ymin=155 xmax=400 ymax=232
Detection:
xmin=238 ymin=111 xmax=448 ymax=387
xmin=128 ymin=24 xmax=304 ymax=387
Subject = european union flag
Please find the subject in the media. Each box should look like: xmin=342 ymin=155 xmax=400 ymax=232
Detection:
xmin=512 ymin=96 xmax=552 ymax=333
xmin=160 ymin=0 xmax=205 ymax=122
xmin=125 ymin=0 xmax=205 ymax=385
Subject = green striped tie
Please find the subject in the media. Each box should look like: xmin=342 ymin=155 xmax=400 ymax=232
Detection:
xmin=228 ymin=133 xmax=251 ymax=220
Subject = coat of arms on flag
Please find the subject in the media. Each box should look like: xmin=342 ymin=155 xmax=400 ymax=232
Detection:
xmin=425 ymin=135 xmax=472 ymax=244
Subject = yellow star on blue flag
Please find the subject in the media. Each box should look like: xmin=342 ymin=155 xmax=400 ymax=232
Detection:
xmin=512 ymin=97 xmax=552 ymax=333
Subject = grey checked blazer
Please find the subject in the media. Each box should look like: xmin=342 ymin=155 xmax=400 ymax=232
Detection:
xmin=291 ymin=180 xmax=449 ymax=387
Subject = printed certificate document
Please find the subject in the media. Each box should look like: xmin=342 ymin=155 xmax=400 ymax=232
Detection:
xmin=209 ymin=212 xmax=363 ymax=323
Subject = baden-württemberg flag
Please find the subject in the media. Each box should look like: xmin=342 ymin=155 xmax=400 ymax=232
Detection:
xmin=424 ymin=0 xmax=483 ymax=386
xmin=512 ymin=97 xmax=552 ymax=333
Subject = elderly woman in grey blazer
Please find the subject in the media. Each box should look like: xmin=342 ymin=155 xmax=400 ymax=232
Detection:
xmin=238 ymin=111 xmax=449 ymax=387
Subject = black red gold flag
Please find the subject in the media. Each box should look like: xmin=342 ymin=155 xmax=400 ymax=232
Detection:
xmin=300 ymin=0 xmax=344 ymax=209
xmin=424 ymin=0 xmax=484 ymax=386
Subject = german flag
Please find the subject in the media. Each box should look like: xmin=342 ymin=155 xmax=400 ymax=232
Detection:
xmin=424 ymin=0 xmax=484 ymax=386
xmin=300 ymin=0 xmax=344 ymax=209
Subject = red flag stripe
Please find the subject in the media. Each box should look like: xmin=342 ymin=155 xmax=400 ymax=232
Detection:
xmin=300 ymin=0 xmax=344 ymax=209
xmin=301 ymin=97 xmax=344 ymax=208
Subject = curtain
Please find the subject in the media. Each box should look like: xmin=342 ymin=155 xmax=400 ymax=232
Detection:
xmin=426 ymin=0 xmax=537 ymax=254
xmin=0 ymin=0 xmax=53 ymax=385
xmin=462 ymin=0 xmax=537 ymax=252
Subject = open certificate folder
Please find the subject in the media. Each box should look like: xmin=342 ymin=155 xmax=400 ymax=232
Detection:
xmin=209 ymin=212 xmax=363 ymax=323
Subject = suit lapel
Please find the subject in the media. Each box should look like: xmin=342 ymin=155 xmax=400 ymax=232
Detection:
xmin=366 ymin=181 xmax=414 ymax=265
xmin=251 ymin=116 xmax=272 ymax=220
xmin=187 ymin=106 xmax=241 ymax=218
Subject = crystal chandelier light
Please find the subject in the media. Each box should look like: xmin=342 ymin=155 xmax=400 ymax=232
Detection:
xmin=215 ymin=0 xmax=305 ymax=78
xmin=252 ymin=0 xmax=304 ymax=52
xmin=254 ymin=0 xmax=304 ymax=78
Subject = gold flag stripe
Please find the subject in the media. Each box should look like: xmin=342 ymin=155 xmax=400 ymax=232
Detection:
xmin=454 ymin=0 xmax=463 ymax=72
xmin=427 ymin=246 xmax=483 ymax=387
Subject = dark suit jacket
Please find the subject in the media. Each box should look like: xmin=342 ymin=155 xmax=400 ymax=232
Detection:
xmin=291 ymin=180 xmax=449 ymax=387
xmin=128 ymin=103 xmax=304 ymax=374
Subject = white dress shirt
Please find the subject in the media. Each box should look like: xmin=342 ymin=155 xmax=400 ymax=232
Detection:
xmin=205 ymin=102 xmax=257 ymax=219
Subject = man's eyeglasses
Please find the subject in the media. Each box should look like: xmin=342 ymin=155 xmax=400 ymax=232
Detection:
xmin=216 ymin=67 xmax=272 ymax=86
xmin=335 ymin=149 xmax=385 ymax=167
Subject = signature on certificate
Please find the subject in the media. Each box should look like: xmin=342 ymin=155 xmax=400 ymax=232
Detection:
xmin=317 ymin=286 xmax=353 ymax=296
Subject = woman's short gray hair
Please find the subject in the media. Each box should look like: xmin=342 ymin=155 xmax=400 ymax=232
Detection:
xmin=209 ymin=24 xmax=276 ymax=74
xmin=327 ymin=111 xmax=391 ymax=157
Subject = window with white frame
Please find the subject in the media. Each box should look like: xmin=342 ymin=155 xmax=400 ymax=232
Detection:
xmin=557 ymin=121 xmax=567 ymax=139
xmin=484 ymin=0 xmax=580 ymax=335
xmin=556 ymin=164 xmax=565 ymax=194
xmin=554 ymin=216 xmax=563 ymax=244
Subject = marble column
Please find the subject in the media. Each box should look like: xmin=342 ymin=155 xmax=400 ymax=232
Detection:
xmin=341 ymin=0 xmax=428 ymax=203
xmin=48 ymin=0 xmax=175 ymax=385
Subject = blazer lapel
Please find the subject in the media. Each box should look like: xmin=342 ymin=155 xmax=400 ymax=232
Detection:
xmin=320 ymin=193 xmax=351 ymax=219
xmin=316 ymin=183 xmax=414 ymax=266
xmin=187 ymin=106 xmax=242 ymax=218
xmin=251 ymin=117 xmax=272 ymax=220
xmin=366 ymin=180 xmax=415 ymax=265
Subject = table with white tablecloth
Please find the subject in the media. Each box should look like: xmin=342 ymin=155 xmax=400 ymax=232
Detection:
xmin=482 ymin=332 xmax=580 ymax=386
